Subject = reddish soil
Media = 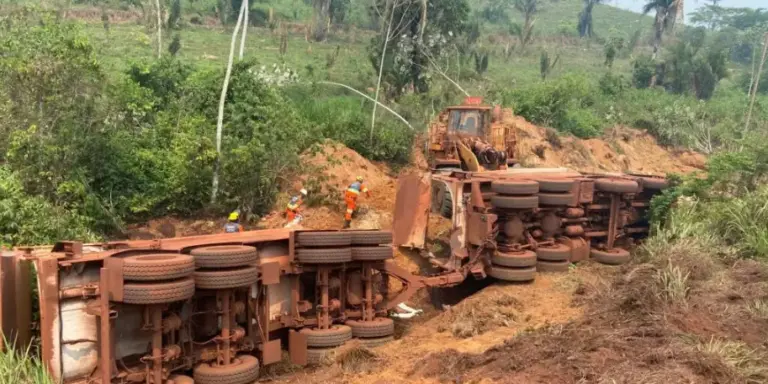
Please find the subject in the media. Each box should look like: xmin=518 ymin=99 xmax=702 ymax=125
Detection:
xmin=512 ymin=113 xmax=706 ymax=175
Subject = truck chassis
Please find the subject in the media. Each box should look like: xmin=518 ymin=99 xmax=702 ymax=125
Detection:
xmin=1 ymin=229 xmax=426 ymax=384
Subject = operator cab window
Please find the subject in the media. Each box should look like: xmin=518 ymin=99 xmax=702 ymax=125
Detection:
xmin=449 ymin=110 xmax=484 ymax=136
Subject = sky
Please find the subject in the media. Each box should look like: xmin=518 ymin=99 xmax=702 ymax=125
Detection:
xmin=610 ymin=0 xmax=764 ymax=18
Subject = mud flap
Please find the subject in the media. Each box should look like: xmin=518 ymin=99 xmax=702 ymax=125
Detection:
xmin=393 ymin=173 xmax=431 ymax=249
xmin=289 ymin=330 xmax=308 ymax=366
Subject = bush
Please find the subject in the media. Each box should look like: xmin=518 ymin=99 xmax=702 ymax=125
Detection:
xmin=632 ymin=54 xmax=656 ymax=89
xmin=0 ymin=167 xmax=97 ymax=247
xmin=285 ymin=88 xmax=413 ymax=164
xmin=502 ymin=75 xmax=601 ymax=138
xmin=599 ymin=72 xmax=626 ymax=96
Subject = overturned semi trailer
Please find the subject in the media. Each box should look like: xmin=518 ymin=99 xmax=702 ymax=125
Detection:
xmin=394 ymin=168 xmax=668 ymax=284
xmin=1 ymin=229 xmax=434 ymax=384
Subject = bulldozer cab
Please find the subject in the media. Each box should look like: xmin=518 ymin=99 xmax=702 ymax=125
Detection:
xmin=428 ymin=96 xmax=513 ymax=171
xmin=448 ymin=107 xmax=489 ymax=138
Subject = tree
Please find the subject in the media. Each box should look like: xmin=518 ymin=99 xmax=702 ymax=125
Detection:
xmin=539 ymin=51 xmax=559 ymax=80
xmin=512 ymin=0 xmax=538 ymax=49
xmin=168 ymin=0 xmax=182 ymax=29
xmin=311 ymin=0 xmax=331 ymax=41
xmin=330 ymin=0 xmax=351 ymax=25
xmin=367 ymin=0 xmax=470 ymax=97
xmin=643 ymin=0 xmax=682 ymax=60
xmin=212 ymin=0 xmax=247 ymax=203
xmin=690 ymin=4 xmax=725 ymax=30
xmin=169 ymin=34 xmax=181 ymax=56
xmin=577 ymin=0 xmax=603 ymax=38
xmin=604 ymin=36 xmax=625 ymax=67
xmin=155 ymin=0 xmax=162 ymax=58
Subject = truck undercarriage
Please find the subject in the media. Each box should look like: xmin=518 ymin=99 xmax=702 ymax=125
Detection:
xmin=1 ymin=229 xmax=428 ymax=384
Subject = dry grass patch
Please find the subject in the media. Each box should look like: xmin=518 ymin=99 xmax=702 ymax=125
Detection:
xmin=441 ymin=291 xmax=522 ymax=338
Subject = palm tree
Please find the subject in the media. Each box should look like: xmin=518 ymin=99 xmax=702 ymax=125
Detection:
xmin=578 ymin=0 xmax=603 ymax=38
xmin=642 ymin=0 xmax=683 ymax=60
xmin=513 ymin=0 xmax=539 ymax=50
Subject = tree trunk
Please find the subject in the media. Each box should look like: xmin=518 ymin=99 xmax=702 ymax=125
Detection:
xmin=155 ymin=0 xmax=162 ymax=59
xmin=211 ymin=0 xmax=247 ymax=204
xmin=311 ymin=0 xmax=331 ymax=42
xmin=745 ymin=33 xmax=768 ymax=136
xmin=371 ymin=1 xmax=396 ymax=145
xmin=419 ymin=0 xmax=427 ymax=40
xmin=239 ymin=0 xmax=248 ymax=59
xmin=651 ymin=13 xmax=663 ymax=61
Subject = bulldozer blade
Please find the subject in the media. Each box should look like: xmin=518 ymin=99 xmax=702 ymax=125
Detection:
xmin=393 ymin=172 xmax=431 ymax=249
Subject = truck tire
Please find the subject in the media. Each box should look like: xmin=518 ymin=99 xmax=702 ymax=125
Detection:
xmin=535 ymin=179 xmax=575 ymax=193
xmin=193 ymin=355 xmax=260 ymax=384
xmin=190 ymin=245 xmax=258 ymax=269
xmin=595 ymin=179 xmax=639 ymax=194
xmin=296 ymin=248 xmax=352 ymax=264
xmin=492 ymin=250 xmax=537 ymax=267
xmin=168 ymin=375 xmax=194 ymax=384
xmin=299 ymin=325 xmax=352 ymax=348
xmin=591 ymin=248 xmax=631 ymax=265
xmin=537 ymin=193 xmax=575 ymax=207
xmin=350 ymin=231 xmax=393 ymax=245
xmin=536 ymin=244 xmax=571 ymax=261
xmin=351 ymin=246 xmax=393 ymax=261
xmin=439 ymin=190 xmax=453 ymax=219
xmin=345 ymin=318 xmax=395 ymax=338
xmin=536 ymin=260 xmax=570 ymax=273
xmin=296 ymin=231 xmax=352 ymax=247
xmin=122 ymin=254 xmax=194 ymax=282
xmin=123 ymin=277 xmax=195 ymax=305
xmin=306 ymin=347 xmax=337 ymax=366
xmin=194 ymin=267 xmax=259 ymax=290
xmin=491 ymin=195 xmax=538 ymax=209
xmin=488 ymin=265 xmax=536 ymax=282
xmin=358 ymin=336 xmax=394 ymax=349
xmin=491 ymin=180 xmax=539 ymax=195
xmin=640 ymin=177 xmax=668 ymax=190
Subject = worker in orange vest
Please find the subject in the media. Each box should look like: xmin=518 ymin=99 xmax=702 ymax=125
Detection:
xmin=285 ymin=188 xmax=308 ymax=222
xmin=343 ymin=176 xmax=370 ymax=229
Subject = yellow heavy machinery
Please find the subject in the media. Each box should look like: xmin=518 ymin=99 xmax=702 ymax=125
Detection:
xmin=427 ymin=96 xmax=517 ymax=171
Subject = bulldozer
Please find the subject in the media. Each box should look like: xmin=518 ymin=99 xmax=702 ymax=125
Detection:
xmin=427 ymin=96 xmax=517 ymax=172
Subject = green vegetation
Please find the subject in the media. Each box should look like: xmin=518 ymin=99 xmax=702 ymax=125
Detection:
xmin=0 ymin=342 xmax=53 ymax=384
xmin=0 ymin=0 xmax=765 ymax=251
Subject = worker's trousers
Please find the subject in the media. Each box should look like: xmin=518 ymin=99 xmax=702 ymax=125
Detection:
xmin=344 ymin=192 xmax=358 ymax=221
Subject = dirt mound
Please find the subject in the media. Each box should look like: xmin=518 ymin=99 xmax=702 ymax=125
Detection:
xmin=262 ymin=140 xmax=397 ymax=230
xmin=511 ymin=113 xmax=706 ymax=175
xmin=122 ymin=217 xmax=226 ymax=239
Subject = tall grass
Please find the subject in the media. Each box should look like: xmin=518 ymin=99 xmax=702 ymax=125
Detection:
xmin=0 ymin=341 xmax=52 ymax=384
xmin=709 ymin=189 xmax=768 ymax=259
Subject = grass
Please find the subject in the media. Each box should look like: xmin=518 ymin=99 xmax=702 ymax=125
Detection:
xmin=695 ymin=338 xmax=768 ymax=381
xmin=443 ymin=291 xmax=521 ymax=338
xmin=7 ymin=0 xmax=658 ymax=96
xmin=0 ymin=342 xmax=52 ymax=384
xmin=655 ymin=264 xmax=690 ymax=303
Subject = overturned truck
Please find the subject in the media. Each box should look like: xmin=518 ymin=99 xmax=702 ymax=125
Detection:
xmin=394 ymin=168 xmax=668 ymax=284
xmin=1 ymin=229 xmax=432 ymax=384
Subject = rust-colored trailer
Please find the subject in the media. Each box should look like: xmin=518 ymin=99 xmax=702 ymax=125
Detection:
xmin=2 ymin=229 xmax=424 ymax=384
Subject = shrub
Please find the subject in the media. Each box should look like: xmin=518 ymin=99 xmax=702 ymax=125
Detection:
xmin=632 ymin=54 xmax=656 ymax=89
xmin=503 ymin=75 xmax=601 ymax=138
xmin=599 ymin=72 xmax=626 ymax=96
xmin=0 ymin=167 xmax=97 ymax=247
xmin=286 ymin=88 xmax=413 ymax=164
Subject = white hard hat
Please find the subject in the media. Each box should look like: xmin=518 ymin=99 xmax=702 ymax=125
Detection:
xmin=300 ymin=188 xmax=308 ymax=196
